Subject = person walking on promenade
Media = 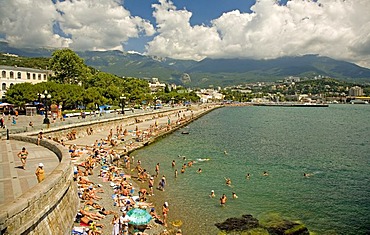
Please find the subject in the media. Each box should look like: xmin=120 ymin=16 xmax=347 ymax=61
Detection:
xmin=17 ymin=147 xmax=28 ymax=170
xmin=35 ymin=163 xmax=45 ymax=183
xmin=37 ymin=131 xmax=43 ymax=145
xmin=0 ymin=117 xmax=4 ymax=128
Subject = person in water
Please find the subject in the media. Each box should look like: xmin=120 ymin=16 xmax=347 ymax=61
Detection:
xmin=263 ymin=171 xmax=269 ymax=176
xmin=232 ymin=192 xmax=238 ymax=199
xmin=209 ymin=190 xmax=215 ymax=198
xmin=220 ymin=194 xmax=227 ymax=206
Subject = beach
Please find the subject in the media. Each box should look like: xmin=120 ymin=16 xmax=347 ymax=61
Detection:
xmin=67 ymin=104 xmax=219 ymax=235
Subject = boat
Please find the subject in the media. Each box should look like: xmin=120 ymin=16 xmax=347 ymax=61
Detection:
xmin=350 ymin=99 xmax=369 ymax=104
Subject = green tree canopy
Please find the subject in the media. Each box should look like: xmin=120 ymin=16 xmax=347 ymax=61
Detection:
xmin=49 ymin=49 xmax=91 ymax=84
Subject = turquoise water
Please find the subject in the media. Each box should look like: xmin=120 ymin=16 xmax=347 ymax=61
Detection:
xmin=132 ymin=105 xmax=370 ymax=234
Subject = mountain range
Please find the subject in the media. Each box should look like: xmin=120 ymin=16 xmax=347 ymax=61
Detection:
xmin=1 ymin=42 xmax=370 ymax=87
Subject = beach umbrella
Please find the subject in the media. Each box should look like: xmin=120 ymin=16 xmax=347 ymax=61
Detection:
xmin=126 ymin=208 xmax=152 ymax=225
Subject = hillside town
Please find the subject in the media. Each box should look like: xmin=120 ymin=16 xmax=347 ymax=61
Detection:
xmin=1 ymin=61 xmax=370 ymax=114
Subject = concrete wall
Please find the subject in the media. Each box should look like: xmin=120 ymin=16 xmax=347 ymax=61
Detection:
xmin=45 ymin=108 xmax=188 ymax=143
xmin=0 ymin=135 xmax=78 ymax=235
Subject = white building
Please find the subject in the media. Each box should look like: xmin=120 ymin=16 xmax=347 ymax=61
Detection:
xmin=148 ymin=78 xmax=166 ymax=93
xmin=348 ymin=86 xmax=363 ymax=97
xmin=196 ymin=89 xmax=224 ymax=103
xmin=0 ymin=65 xmax=52 ymax=98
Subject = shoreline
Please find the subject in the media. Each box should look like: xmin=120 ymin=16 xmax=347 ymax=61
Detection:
xmin=70 ymin=104 xmax=221 ymax=235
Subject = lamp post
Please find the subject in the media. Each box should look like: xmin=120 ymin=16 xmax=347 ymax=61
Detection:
xmin=120 ymin=95 xmax=126 ymax=114
xmin=37 ymin=93 xmax=42 ymax=114
xmin=171 ymin=97 xmax=175 ymax=107
xmin=41 ymin=90 xmax=51 ymax=125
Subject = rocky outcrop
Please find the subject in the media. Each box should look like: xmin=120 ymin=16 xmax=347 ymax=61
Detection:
xmin=215 ymin=214 xmax=310 ymax=235
xmin=215 ymin=214 xmax=259 ymax=232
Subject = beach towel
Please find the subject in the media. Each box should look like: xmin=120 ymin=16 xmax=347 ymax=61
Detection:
xmin=72 ymin=226 xmax=88 ymax=235
xmin=80 ymin=222 xmax=89 ymax=227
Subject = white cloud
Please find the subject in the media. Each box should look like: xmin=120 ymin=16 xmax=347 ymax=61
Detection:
xmin=146 ymin=0 xmax=370 ymax=68
xmin=0 ymin=0 xmax=369 ymax=68
xmin=55 ymin=0 xmax=155 ymax=51
xmin=0 ymin=0 xmax=70 ymax=48
xmin=0 ymin=0 xmax=155 ymax=51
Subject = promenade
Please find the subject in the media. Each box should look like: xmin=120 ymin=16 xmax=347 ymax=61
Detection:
xmin=0 ymin=140 xmax=59 ymax=204
xmin=0 ymin=107 xmax=182 ymax=205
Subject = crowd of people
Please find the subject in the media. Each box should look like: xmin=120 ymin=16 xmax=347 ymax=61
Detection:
xmin=70 ymin=110 xmax=195 ymax=235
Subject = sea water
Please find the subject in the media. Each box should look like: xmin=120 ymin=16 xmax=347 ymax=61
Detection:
xmin=132 ymin=105 xmax=370 ymax=235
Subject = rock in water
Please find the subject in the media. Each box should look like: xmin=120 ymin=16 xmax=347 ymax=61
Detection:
xmin=215 ymin=214 xmax=259 ymax=232
xmin=215 ymin=214 xmax=310 ymax=235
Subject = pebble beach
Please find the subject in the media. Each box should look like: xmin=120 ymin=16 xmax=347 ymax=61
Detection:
xmin=67 ymin=105 xmax=219 ymax=235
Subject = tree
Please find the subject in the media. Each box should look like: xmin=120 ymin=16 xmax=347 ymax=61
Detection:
xmin=4 ymin=83 xmax=36 ymax=107
xmin=49 ymin=49 xmax=91 ymax=84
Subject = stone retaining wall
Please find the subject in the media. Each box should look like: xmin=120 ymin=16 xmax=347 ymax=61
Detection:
xmin=45 ymin=108 xmax=188 ymax=144
xmin=0 ymin=135 xmax=78 ymax=235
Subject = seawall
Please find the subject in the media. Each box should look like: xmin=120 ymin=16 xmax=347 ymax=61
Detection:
xmin=0 ymin=135 xmax=77 ymax=235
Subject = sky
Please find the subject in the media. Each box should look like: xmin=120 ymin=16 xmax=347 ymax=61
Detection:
xmin=0 ymin=0 xmax=370 ymax=68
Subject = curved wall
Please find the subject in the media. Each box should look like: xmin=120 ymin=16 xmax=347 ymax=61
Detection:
xmin=0 ymin=136 xmax=78 ymax=235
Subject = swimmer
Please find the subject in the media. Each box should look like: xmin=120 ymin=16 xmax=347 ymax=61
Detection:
xmin=209 ymin=190 xmax=215 ymax=198
xmin=197 ymin=158 xmax=210 ymax=162
xmin=197 ymin=168 xmax=202 ymax=173
xmin=175 ymin=169 xmax=178 ymax=178
xmin=220 ymin=194 xmax=227 ymax=206
xmin=232 ymin=192 xmax=238 ymax=199
xmin=224 ymin=150 xmax=228 ymax=155
xmin=263 ymin=171 xmax=269 ymax=176
xmin=246 ymin=173 xmax=251 ymax=179
xmin=172 ymin=160 xmax=176 ymax=167
xmin=304 ymin=173 xmax=313 ymax=177
xmin=225 ymin=177 xmax=231 ymax=186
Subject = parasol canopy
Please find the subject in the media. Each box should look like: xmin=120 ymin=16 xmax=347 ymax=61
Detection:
xmin=126 ymin=208 xmax=152 ymax=225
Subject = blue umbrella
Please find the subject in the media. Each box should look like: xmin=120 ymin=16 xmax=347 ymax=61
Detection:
xmin=126 ymin=208 xmax=152 ymax=225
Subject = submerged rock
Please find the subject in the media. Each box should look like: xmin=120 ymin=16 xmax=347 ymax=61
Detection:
xmin=267 ymin=220 xmax=309 ymax=235
xmin=215 ymin=214 xmax=309 ymax=235
xmin=215 ymin=214 xmax=259 ymax=232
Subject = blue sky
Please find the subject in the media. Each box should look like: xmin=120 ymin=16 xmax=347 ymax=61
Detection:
xmin=0 ymin=0 xmax=369 ymax=68
xmin=125 ymin=0 xmax=265 ymax=26
xmin=123 ymin=0 xmax=285 ymax=52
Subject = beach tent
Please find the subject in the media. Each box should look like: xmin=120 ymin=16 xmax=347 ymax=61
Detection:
xmin=0 ymin=102 xmax=12 ymax=107
xmin=99 ymin=105 xmax=112 ymax=113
